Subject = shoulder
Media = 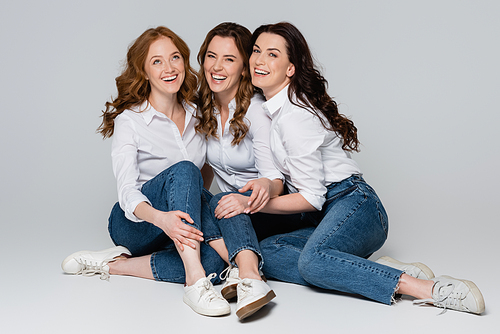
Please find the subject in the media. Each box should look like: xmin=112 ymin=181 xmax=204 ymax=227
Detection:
xmin=279 ymin=101 xmax=325 ymax=139
xmin=246 ymin=94 xmax=267 ymax=119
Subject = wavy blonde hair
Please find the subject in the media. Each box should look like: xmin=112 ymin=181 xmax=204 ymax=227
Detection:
xmin=98 ymin=26 xmax=198 ymax=138
xmin=196 ymin=22 xmax=254 ymax=146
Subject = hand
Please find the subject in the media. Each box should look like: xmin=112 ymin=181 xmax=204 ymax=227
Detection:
xmin=214 ymin=193 xmax=250 ymax=219
xmin=239 ymin=178 xmax=272 ymax=214
xmin=153 ymin=210 xmax=203 ymax=251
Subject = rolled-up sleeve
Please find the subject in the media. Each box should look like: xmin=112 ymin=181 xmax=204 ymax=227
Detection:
xmin=279 ymin=111 xmax=327 ymax=210
xmin=248 ymin=103 xmax=283 ymax=182
xmin=111 ymin=115 xmax=151 ymax=222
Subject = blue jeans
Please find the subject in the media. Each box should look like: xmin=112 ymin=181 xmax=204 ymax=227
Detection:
xmin=202 ymin=191 xmax=263 ymax=269
xmin=260 ymin=175 xmax=403 ymax=305
xmin=108 ymin=161 xmax=225 ymax=283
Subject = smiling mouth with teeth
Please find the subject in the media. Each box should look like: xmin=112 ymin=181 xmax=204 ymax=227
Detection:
xmin=212 ymin=74 xmax=227 ymax=81
xmin=254 ymin=69 xmax=269 ymax=75
xmin=162 ymin=75 xmax=177 ymax=82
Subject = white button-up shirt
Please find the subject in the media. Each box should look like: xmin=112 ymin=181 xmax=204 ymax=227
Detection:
xmin=111 ymin=101 xmax=205 ymax=222
xmin=206 ymin=95 xmax=283 ymax=192
xmin=263 ymin=86 xmax=361 ymax=210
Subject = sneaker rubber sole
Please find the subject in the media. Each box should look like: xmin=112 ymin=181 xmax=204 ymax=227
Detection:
xmin=183 ymin=295 xmax=231 ymax=317
xmin=236 ymin=290 xmax=276 ymax=320
xmin=221 ymin=284 xmax=237 ymax=300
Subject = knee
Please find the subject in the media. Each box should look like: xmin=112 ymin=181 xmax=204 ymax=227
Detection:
xmin=170 ymin=160 xmax=199 ymax=175
xmin=209 ymin=191 xmax=232 ymax=211
xmin=297 ymin=248 xmax=337 ymax=286
xmin=297 ymin=249 xmax=314 ymax=281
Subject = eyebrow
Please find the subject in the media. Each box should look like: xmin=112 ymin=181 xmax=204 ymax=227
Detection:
xmin=254 ymin=44 xmax=281 ymax=53
xmin=150 ymin=51 xmax=181 ymax=59
xmin=207 ymin=50 xmax=237 ymax=58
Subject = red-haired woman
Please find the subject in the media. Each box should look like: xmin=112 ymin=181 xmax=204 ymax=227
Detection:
xmin=61 ymin=27 xmax=230 ymax=317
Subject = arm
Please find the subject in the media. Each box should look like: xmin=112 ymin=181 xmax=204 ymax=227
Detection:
xmin=213 ymin=178 xmax=283 ymax=219
xmin=112 ymin=114 xmax=202 ymax=250
xmin=239 ymin=177 xmax=283 ymax=214
xmin=260 ymin=192 xmax=317 ymax=214
xmin=239 ymin=99 xmax=284 ymax=213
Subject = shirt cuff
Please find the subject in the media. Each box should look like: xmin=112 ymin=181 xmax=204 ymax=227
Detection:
xmin=299 ymin=191 xmax=325 ymax=211
xmin=124 ymin=196 xmax=151 ymax=223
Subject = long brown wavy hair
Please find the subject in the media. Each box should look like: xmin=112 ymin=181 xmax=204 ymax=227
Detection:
xmin=196 ymin=22 xmax=254 ymax=146
xmin=97 ymin=26 xmax=198 ymax=138
xmin=251 ymin=22 xmax=360 ymax=152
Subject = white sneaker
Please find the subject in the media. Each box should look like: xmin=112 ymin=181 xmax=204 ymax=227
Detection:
xmin=183 ymin=273 xmax=231 ymax=316
xmin=220 ymin=265 xmax=240 ymax=300
xmin=236 ymin=278 xmax=276 ymax=320
xmin=61 ymin=246 xmax=131 ymax=280
xmin=376 ymin=256 xmax=435 ymax=280
xmin=220 ymin=265 xmax=268 ymax=301
xmin=414 ymin=275 xmax=485 ymax=314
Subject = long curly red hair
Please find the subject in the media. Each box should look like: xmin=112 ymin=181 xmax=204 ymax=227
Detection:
xmin=98 ymin=26 xmax=198 ymax=138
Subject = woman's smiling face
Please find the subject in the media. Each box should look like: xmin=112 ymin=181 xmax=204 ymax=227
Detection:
xmin=250 ymin=32 xmax=295 ymax=99
xmin=204 ymin=35 xmax=244 ymax=102
xmin=144 ymin=36 xmax=185 ymax=100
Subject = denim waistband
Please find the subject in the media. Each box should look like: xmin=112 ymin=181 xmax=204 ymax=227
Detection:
xmin=327 ymin=174 xmax=364 ymax=189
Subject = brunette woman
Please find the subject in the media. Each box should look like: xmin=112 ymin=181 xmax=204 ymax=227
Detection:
xmin=196 ymin=22 xmax=287 ymax=320
xmin=251 ymin=22 xmax=484 ymax=315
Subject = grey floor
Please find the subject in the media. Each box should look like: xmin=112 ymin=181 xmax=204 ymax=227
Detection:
xmin=1 ymin=196 xmax=498 ymax=334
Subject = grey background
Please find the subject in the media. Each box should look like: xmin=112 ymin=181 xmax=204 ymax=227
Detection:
xmin=1 ymin=0 xmax=498 ymax=333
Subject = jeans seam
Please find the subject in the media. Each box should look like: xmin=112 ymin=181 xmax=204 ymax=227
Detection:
xmin=316 ymin=187 xmax=367 ymax=249
xmin=150 ymin=252 xmax=159 ymax=281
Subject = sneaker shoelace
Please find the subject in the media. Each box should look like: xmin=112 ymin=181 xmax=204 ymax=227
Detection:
xmin=219 ymin=265 xmax=233 ymax=281
xmin=238 ymin=278 xmax=253 ymax=300
xmin=75 ymin=259 xmax=110 ymax=281
xmin=198 ymin=273 xmax=220 ymax=302
xmin=413 ymin=281 xmax=460 ymax=315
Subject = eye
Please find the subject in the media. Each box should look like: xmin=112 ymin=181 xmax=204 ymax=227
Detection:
xmin=269 ymin=52 xmax=277 ymax=58
xmin=172 ymin=55 xmax=180 ymax=61
xmin=207 ymin=54 xmax=215 ymax=59
xmin=252 ymin=48 xmax=260 ymax=54
xmin=225 ymin=58 xmax=234 ymax=62
xmin=153 ymin=59 xmax=161 ymax=65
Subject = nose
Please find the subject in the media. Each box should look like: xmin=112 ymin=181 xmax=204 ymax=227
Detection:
xmin=213 ymin=58 xmax=223 ymax=71
xmin=163 ymin=60 xmax=174 ymax=73
xmin=253 ymin=52 xmax=264 ymax=66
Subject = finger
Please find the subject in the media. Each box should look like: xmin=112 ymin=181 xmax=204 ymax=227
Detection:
xmin=178 ymin=236 xmax=197 ymax=250
xmin=249 ymin=191 xmax=268 ymax=212
xmin=239 ymin=181 xmax=253 ymax=193
xmin=247 ymin=188 xmax=263 ymax=210
xmin=179 ymin=223 xmax=203 ymax=237
xmin=173 ymin=238 xmax=184 ymax=252
xmin=181 ymin=230 xmax=204 ymax=242
xmin=214 ymin=200 xmax=233 ymax=218
xmin=250 ymin=198 xmax=269 ymax=214
xmin=176 ymin=211 xmax=194 ymax=224
xmin=223 ymin=207 xmax=245 ymax=219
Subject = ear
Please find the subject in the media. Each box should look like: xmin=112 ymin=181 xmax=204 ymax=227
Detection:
xmin=286 ymin=63 xmax=295 ymax=78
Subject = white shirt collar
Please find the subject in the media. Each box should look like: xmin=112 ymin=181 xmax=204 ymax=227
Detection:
xmin=262 ymin=85 xmax=289 ymax=118
xmin=213 ymin=97 xmax=237 ymax=114
xmin=137 ymin=100 xmax=196 ymax=125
